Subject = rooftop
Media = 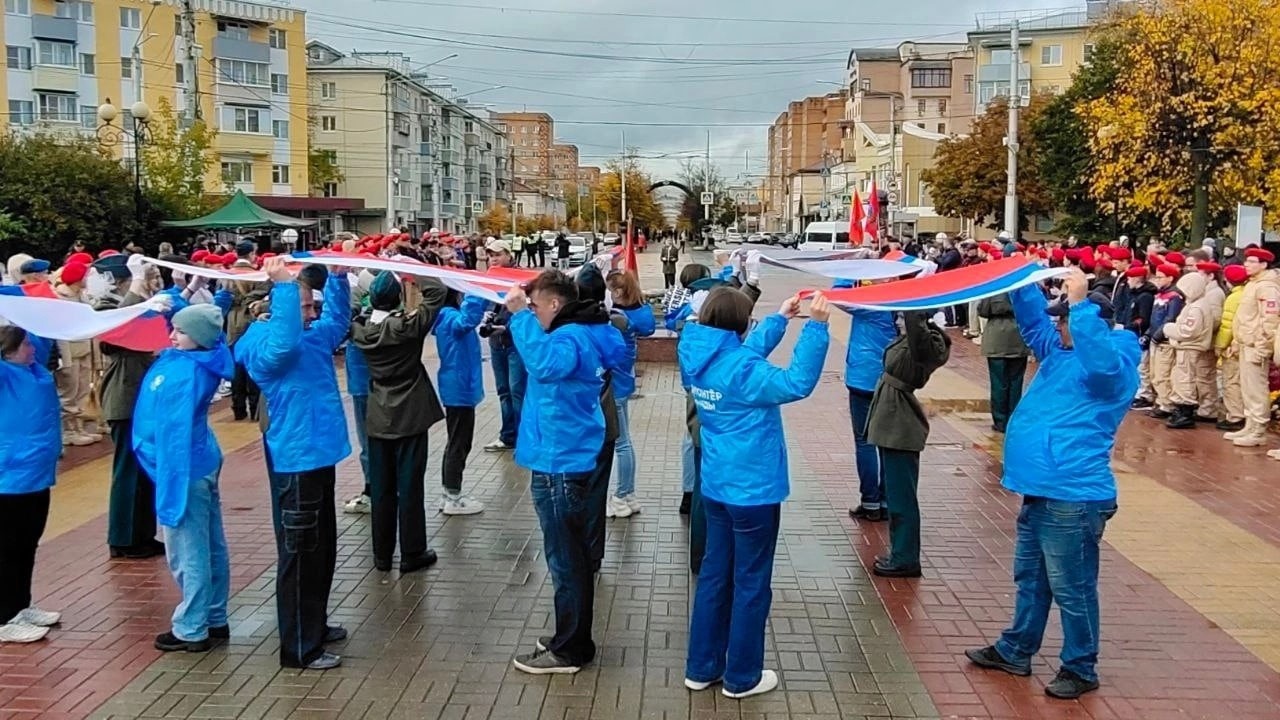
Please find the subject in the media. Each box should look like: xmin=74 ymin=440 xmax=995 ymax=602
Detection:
xmin=973 ymin=6 xmax=1092 ymax=32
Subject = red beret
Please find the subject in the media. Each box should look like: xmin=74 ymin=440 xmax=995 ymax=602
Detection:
xmin=1064 ymin=248 xmax=1082 ymax=260
xmin=191 ymin=249 xmax=210 ymax=263
xmin=1079 ymin=254 xmax=1096 ymax=270
xmin=1015 ymin=243 xmax=1026 ymax=252
xmin=1110 ymin=248 xmax=1132 ymax=261
xmin=60 ymin=262 xmax=88 ymax=285
xmin=260 ymin=252 xmax=276 ymax=259
xmin=1097 ymin=245 xmax=1114 ymax=258
xmin=1147 ymin=251 xmax=1163 ymax=266
xmin=1051 ymin=248 xmax=1066 ymax=261
xmin=359 ymin=247 xmax=377 ymax=255
xmin=67 ymin=252 xmax=93 ymax=265
xmin=1156 ymin=263 xmax=1181 ymax=278
xmin=98 ymin=249 xmax=120 ymax=258
xmin=221 ymin=252 xmax=237 ymax=267
xmin=1245 ymin=247 xmax=1275 ymax=263
xmin=1196 ymin=262 xmax=1221 ymax=274
xmin=1224 ymin=264 xmax=1248 ymax=284
xmin=1125 ymin=265 xmax=1149 ymax=278
xmin=1165 ymin=251 xmax=1185 ymax=265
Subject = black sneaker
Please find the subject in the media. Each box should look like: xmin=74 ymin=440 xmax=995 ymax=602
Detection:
xmin=872 ymin=558 xmax=922 ymax=578
xmin=1044 ymin=668 xmax=1099 ymax=699
xmin=848 ymin=506 xmax=886 ymax=522
xmin=400 ymin=550 xmax=438 ymax=573
xmin=512 ymin=648 xmax=581 ymax=675
xmin=324 ymin=625 xmax=348 ymax=643
xmin=1149 ymin=408 xmax=1172 ymax=420
xmin=208 ymin=625 xmax=230 ymax=639
xmin=535 ymin=635 xmax=552 ymax=651
xmin=1129 ymin=397 xmax=1154 ymax=410
xmin=965 ymin=646 xmax=1031 ymax=676
xmin=154 ymin=631 xmax=210 ymax=653
xmin=1216 ymin=418 xmax=1246 ymax=431
xmin=679 ymin=492 xmax=692 ymax=515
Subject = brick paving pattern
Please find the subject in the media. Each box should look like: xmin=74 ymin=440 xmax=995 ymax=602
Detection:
xmin=3 ymin=254 xmax=1280 ymax=719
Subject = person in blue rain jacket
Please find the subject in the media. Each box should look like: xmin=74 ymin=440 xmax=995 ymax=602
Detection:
xmin=833 ymin=277 xmax=898 ymax=523
xmin=433 ymin=291 xmax=490 ymax=515
xmin=603 ymin=270 xmax=656 ymax=519
xmin=132 ymin=304 xmax=236 ymax=654
xmin=967 ymin=270 xmax=1140 ymax=701
xmin=680 ymin=287 xmax=831 ymax=700
xmin=0 ymin=326 xmax=61 ymax=643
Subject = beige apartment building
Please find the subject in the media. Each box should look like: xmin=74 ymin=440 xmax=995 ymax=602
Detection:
xmin=497 ymin=111 xmax=553 ymax=188
xmin=577 ymin=165 xmax=601 ymax=188
xmin=764 ymin=92 xmax=844 ymax=231
xmin=550 ymin=143 xmax=578 ymax=188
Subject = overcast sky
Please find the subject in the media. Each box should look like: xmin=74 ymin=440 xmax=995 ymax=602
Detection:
xmin=301 ymin=0 xmax=1071 ymax=184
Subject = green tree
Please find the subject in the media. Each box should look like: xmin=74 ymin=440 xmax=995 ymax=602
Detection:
xmin=308 ymin=114 xmax=344 ymax=194
xmin=140 ymin=98 xmax=218 ymax=221
xmin=595 ymin=152 xmax=665 ymax=232
xmin=677 ymin=159 xmax=737 ymax=230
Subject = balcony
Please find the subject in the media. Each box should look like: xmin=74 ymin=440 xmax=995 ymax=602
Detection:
xmin=441 ymin=176 xmax=459 ymax=191
xmin=977 ymin=62 xmax=1031 ymax=84
xmin=32 ymin=66 xmax=78 ymax=93
xmin=213 ymin=35 xmax=270 ymax=63
xmin=465 ymin=181 xmax=479 ymax=195
xmin=31 ymin=14 xmax=77 ymax=42
xmin=463 ymin=129 xmax=480 ymax=146
xmin=419 ymin=142 xmax=433 ymax=156
xmin=217 ymin=132 xmax=272 ymax=156
xmin=480 ymin=171 xmax=493 ymax=186
xmin=438 ymin=148 xmax=459 ymax=165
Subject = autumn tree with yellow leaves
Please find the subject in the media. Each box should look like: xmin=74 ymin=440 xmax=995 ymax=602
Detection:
xmin=1080 ymin=0 xmax=1280 ymax=241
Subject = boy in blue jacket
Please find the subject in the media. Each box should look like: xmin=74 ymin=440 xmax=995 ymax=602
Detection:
xmin=966 ymin=270 xmax=1140 ymax=700
xmin=433 ymin=291 xmax=490 ymax=515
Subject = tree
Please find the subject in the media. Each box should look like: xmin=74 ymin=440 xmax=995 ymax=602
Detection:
xmin=140 ymin=98 xmax=217 ymax=221
xmin=594 ymin=153 xmax=665 ymax=233
xmin=0 ymin=133 xmax=143 ymax=258
xmin=307 ymin=113 xmax=344 ymax=194
xmin=677 ymin=159 xmax=738 ymax=230
xmin=1080 ymin=0 xmax=1280 ymax=240
xmin=922 ymin=96 xmax=1054 ymax=231
xmin=477 ymin=204 xmax=510 ymax=236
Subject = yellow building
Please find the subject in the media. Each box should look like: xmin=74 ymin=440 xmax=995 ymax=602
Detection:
xmin=2 ymin=0 xmax=309 ymax=198
xmin=968 ymin=6 xmax=1102 ymax=111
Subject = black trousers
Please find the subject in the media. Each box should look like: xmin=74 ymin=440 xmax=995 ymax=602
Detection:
xmin=367 ymin=433 xmax=429 ymax=570
xmin=264 ymin=445 xmax=338 ymax=668
xmin=987 ymin=356 xmax=1028 ymax=432
xmin=689 ymin=444 xmax=706 ymax=574
xmin=664 ymin=272 xmax=676 ymax=288
xmin=231 ymin=361 xmax=260 ymax=418
xmin=588 ymin=439 xmax=614 ymax=569
xmin=0 ymin=489 xmax=50 ymax=623
xmin=537 ymin=248 xmax=546 ymax=267
xmin=107 ymin=419 xmax=157 ymax=549
xmin=443 ymin=407 xmax=476 ymax=495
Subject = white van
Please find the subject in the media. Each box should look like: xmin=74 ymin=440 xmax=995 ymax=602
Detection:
xmin=800 ymin=221 xmax=852 ymax=251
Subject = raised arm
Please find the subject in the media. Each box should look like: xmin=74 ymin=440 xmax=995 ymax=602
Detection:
xmin=1069 ymin=299 xmax=1131 ymax=397
xmin=1009 ymin=283 xmax=1058 ymax=360
xmin=311 ymin=271 xmax=352 ymax=352
xmin=509 ymin=310 xmax=583 ymax=383
xmin=903 ymin=311 xmax=948 ymax=364
xmin=739 ymin=320 xmax=830 ymax=406
xmin=742 ymin=313 xmax=787 ymax=358
xmin=245 ymin=280 xmax=302 ymax=377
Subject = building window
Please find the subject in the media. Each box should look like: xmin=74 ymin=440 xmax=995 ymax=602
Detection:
xmin=225 ymin=106 xmax=265 ymax=133
xmin=1083 ymin=44 xmax=1096 ymax=64
xmin=322 ymin=182 xmax=338 ymax=197
xmin=217 ymin=59 xmax=269 ymax=86
xmin=7 ymin=100 xmax=34 ymax=125
xmin=1040 ymin=44 xmax=1063 ymax=66
xmin=936 ymin=123 xmax=946 ymax=134
xmin=916 ymin=99 xmax=926 ymax=116
xmin=268 ymin=28 xmax=286 ymax=49
xmin=990 ymin=48 xmax=1022 ymax=65
xmin=119 ymin=6 xmax=140 ymax=28
xmin=1034 ymin=214 xmax=1055 ymax=233
xmin=80 ymin=104 xmax=95 ymax=128
xmin=963 ymin=74 xmax=973 ymax=94
xmin=272 ymin=164 xmax=289 ymax=184
xmin=221 ymin=160 xmax=253 ymax=183
xmin=321 ymin=115 xmax=336 ymax=131
xmin=6 ymin=46 xmax=31 ymax=70
xmin=77 ymin=0 xmax=91 ymax=21
xmin=79 ymin=52 xmax=93 ymax=75
xmin=216 ymin=20 xmax=249 ymax=40
xmin=120 ymin=56 xmax=133 ymax=78
xmin=175 ymin=62 xmax=184 ymax=83
xmin=938 ymin=98 xmax=947 ymax=114
xmin=174 ymin=15 xmax=181 ymax=35
xmin=320 ymin=81 xmax=336 ymax=100
xmin=272 ymin=119 xmax=289 ymax=138
xmin=36 ymin=41 xmax=75 ymax=67
xmin=4 ymin=0 xmax=31 ymax=15
xmin=53 ymin=0 xmax=73 ymax=18
xmin=910 ymin=68 xmax=951 ymax=88
xmin=270 ymin=73 xmax=288 ymax=94
xmin=37 ymin=93 xmax=76 ymax=122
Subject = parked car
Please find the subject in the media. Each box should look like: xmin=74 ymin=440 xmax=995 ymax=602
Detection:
xmin=725 ymin=228 xmax=743 ymax=243
xmin=777 ymin=232 xmax=799 ymax=249
xmin=603 ymin=233 xmax=621 ymax=246
xmin=745 ymin=233 xmax=772 ymax=245
xmin=565 ymin=235 xmax=589 ymax=266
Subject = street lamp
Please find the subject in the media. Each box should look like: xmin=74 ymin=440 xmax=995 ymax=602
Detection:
xmin=97 ymin=98 xmax=153 ymax=227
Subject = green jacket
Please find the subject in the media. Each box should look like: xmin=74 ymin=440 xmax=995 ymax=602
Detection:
xmin=97 ymin=292 xmax=155 ymax=422
xmin=865 ymin=312 xmax=951 ymax=453
xmin=977 ymin=294 xmax=1030 ymax=358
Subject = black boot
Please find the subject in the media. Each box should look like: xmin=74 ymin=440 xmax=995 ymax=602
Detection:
xmin=1166 ymin=404 xmax=1196 ymax=429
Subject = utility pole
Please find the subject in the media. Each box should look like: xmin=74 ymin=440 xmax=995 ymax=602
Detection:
xmin=620 ymin=131 xmax=627 ymax=227
xmin=385 ymin=77 xmax=396 ymax=230
xmin=704 ymin=130 xmax=711 ymax=224
xmin=180 ymin=0 xmax=200 ymax=122
xmin=509 ymin=145 xmax=516 ymax=236
xmin=1004 ymin=19 xmax=1020 ymax=240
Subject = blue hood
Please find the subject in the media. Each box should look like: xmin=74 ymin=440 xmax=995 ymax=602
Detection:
xmin=186 ymin=341 xmax=236 ymax=381
xmin=677 ymin=322 xmax=741 ymax=377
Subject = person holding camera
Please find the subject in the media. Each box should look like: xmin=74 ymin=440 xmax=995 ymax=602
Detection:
xmin=481 ymin=240 xmax=527 ymax=452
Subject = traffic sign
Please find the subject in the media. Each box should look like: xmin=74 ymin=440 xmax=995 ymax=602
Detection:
xmin=700 ymin=191 xmax=714 ymax=205
xmin=819 ymin=199 xmax=830 ymax=209
xmin=820 ymin=167 xmax=831 ymax=178
xmin=887 ymin=191 xmax=899 ymax=204
xmin=840 ymin=194 xmax=852 ymax=204
xmin=471 ymin=201 xmax=484 ymax=213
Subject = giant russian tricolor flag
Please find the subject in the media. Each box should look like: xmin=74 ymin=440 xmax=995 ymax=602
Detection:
xmin=821 ymin=256 xmax=1066 ymax=311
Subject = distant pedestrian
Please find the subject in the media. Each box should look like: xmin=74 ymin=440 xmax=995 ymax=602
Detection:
xmin=661 ymin=239 xmax=680 ymax=288
xmin=977 ymin=293 xmax=1030 ymax=433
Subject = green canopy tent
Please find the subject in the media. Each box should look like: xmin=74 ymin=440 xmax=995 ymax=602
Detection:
xmin=161 ymin=190 xmax=316 ymax=229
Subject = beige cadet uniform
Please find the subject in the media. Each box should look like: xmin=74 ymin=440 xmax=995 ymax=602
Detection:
xmin=1230 ymin=268 xmax=1280 ymax=445
xmin=1216 ymin=284 xmax=1245 ymax=423
xmin=53 ymin=283 xmax=99 ymax=444
xmin=1163 ymin=274 xmax=1213 ymax=410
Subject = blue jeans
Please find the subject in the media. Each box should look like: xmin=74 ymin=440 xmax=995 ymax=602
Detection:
xmin=162 ymin=467 xmax=230 ymax=642
xmin=681 ymin=432 xmax=696 ymax=493
xmin=490 ymin=344 xmax=527 ymax=447
xmin=686 ymin=499 xmax=780 ymax=694
xmin=995 ymin=497 xmax=1117 ymax=682
xmin=531 ymin=471 xmax=597 ymax=666
xmin=848 ymin=388 xmax=883 ymax=508
xmin=352 ymin=394 xmax=370 ymax=491
xmin=611 ymin=398 xmax=635 ymax=497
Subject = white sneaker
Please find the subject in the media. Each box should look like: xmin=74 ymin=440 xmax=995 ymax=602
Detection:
xmin=442 ymin=494 xmax=484 ymax=516
xmin=1267 ymin=449 xmax=1280 ymax=460
xmin=723 ymin=669 xmax=779 ymax=699
xmin=684 ymin=676 xmax=721 ymax=691
xmin=342 ymin=494 xmax=371 ymax=514
xmin=1234 ymin=434 xmax=1268 ymax=448
xmin=1224 ymin=428 xmax=1249 ymax=440
xmin=0 ymin=622 xmax=49 ymax=644
xmin=623 ymin=494 xmax=642 ymax=515
xmin=483 ymin=439 xmax=513 ymax=452
xmin=12 ymin=607 xmax=60 ymax=627
xmin=66 ymin=432 xmax=96 ymax=447
xmin=606 ymin=495 xmax=633 ymax=519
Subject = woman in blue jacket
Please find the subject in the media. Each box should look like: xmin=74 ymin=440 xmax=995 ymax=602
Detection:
xmin=679 ymin=287 xmax=831 ymax=699
xmin=604 ymin=271 xmax=655 ymax=518
xmin=133 ymin=304 xmax=236 ymax=653
xmin=433 ymin=291 xmax=490 ymax=515
xmin=0 ymin=325 xmax=61 ymax=644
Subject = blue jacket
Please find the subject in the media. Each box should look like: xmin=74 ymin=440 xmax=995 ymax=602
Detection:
xmin=1148 ymin=287 xmax=1184 ymax=343
xmin=133 ymin=342 xmax=235 ymax=527
xmin=344 ymin=343 xmax=369 ymax=397
xmin=1002 ymin=285 xmax=1141 ymax=502
xmin=678 ymin=314 xmax=829 ymax=506
xmin=0 ymin=334 xmax=60 ymax=494
xmin=510 ymin=309 xmax=619 ymax=474
xmin=235 ymin=278 xmax=352 ymax=474
xmin=611 ymin=303 xmax=656 ymax=399
xmin=834 ymin=279 xmax=897 ymax=392
xmin=433 ymin=295 xmax=489 ymax=408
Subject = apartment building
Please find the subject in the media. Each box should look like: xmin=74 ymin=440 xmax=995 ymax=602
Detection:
xmin=764 ymin=92 xmax=844 ymax=231
xmin=306 ymin=41 xmax=508 ymax=235
xmin=497 ymin=111 xmax=552 ymax=189
xmin=2 ymin=0 xmax=310 ymax=200
xmin=577 ymin=165 xmax=600 ymax=188
xmin=549 ymin=142 xmax=577 ymax=188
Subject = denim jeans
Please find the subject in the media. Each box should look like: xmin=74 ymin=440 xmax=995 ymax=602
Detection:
xmin=351 ymin=394 xmax=370 ymax=490
xmin=530 ymin=471 xmax=597 ymax=666
xmin=611 ymin=398 xmax=636 ymax=498
xmin=588 ymin=441 xmax=613 ymax=569
xmin=490 ymin=344 xmax=527 ymax=447
xmin=681 ymin=433 xmax=696 ymax=493
xmin=686 ymin=498 xmax=781 ymax=694
xmin=995 ymin=497 xmax=1118 ymax=682
xmin=847 ymin=388 xmax=882 ymax=509
xmin=162 ymin=467 xmax=230 ymax=642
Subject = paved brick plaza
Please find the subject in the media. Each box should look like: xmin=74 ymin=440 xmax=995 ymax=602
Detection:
xmin=4 ymin=253 xmax=1280 ymax=720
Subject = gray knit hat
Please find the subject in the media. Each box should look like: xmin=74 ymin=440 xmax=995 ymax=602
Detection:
xmin=171 ymin=304 xmax=224 ymax=349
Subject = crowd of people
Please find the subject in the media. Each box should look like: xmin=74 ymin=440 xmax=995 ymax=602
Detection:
xmin=0 ymin=228 xmax=1276 ymax=702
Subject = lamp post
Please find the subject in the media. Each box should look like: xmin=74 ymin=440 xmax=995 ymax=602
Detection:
xmin=97 ymin=98 xmax=153 ymax=228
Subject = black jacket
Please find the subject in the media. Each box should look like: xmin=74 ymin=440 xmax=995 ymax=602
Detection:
xmin=1121 ymin=282 xmax=1157 ymax=337
xmin=866 ymin=312 xmax=952 ymax=453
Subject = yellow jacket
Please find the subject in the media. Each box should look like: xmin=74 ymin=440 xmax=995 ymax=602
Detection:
xmin=1215 ymin=284 xmax=1243 ymax=350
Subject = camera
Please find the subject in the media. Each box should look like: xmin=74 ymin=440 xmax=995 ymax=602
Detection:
xmin=478 ymin=310 xmax=498 ymax=338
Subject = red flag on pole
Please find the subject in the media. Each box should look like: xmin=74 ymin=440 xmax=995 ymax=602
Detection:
xmin=622 ymin=219 xmax=638 ymax=276
xmin=849 ymin=188 xmax=865 ymax=246
xmin=866 ymin=180 xmax=881 ymax=245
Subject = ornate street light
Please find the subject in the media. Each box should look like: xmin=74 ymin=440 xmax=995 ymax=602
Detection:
xmin=97 ymin=98 xmax=154 ymax=226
